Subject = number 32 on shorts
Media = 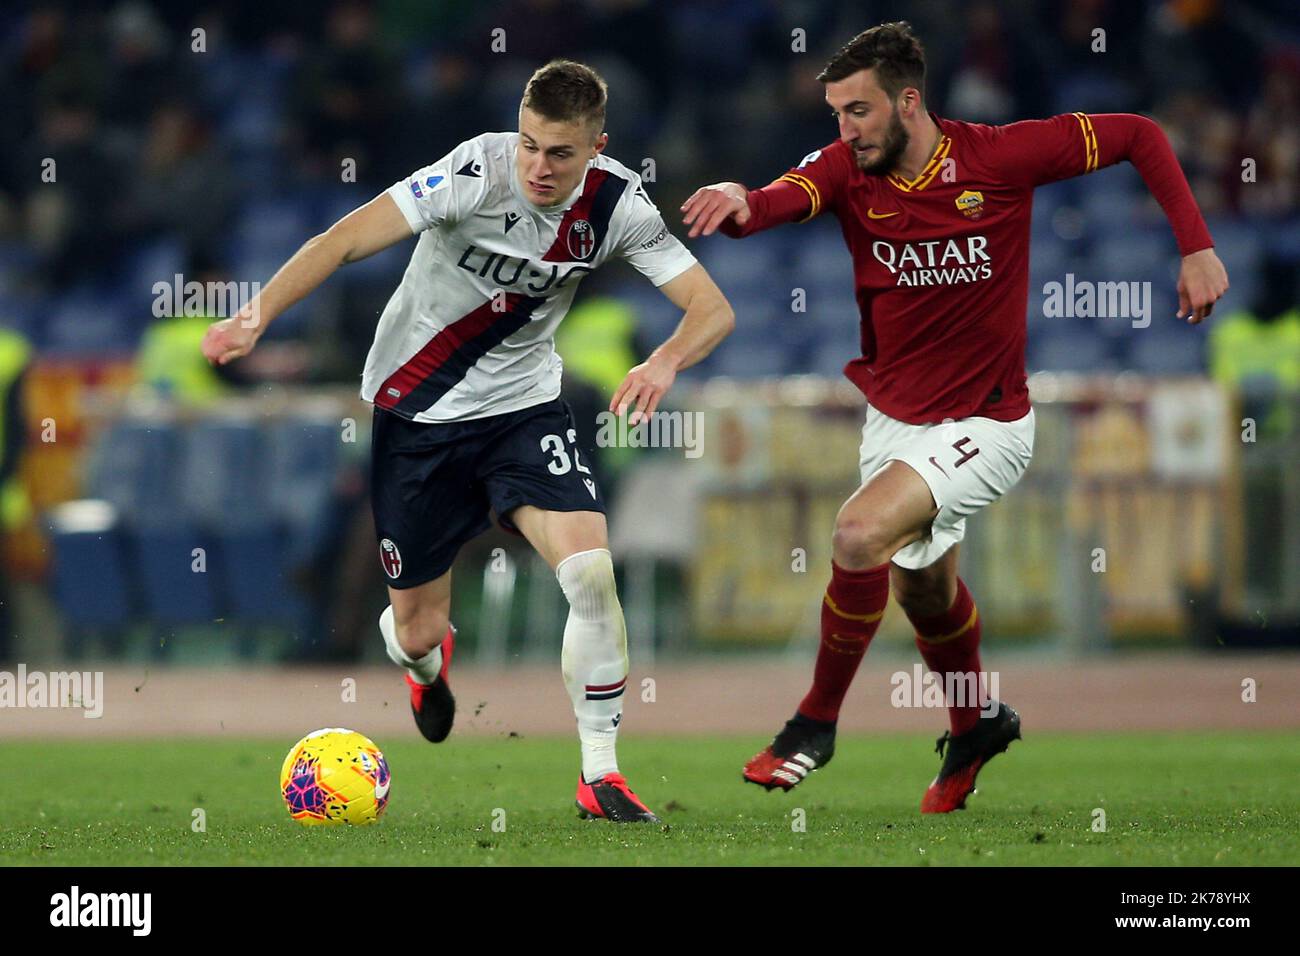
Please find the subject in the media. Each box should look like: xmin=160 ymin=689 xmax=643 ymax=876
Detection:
xmin=540 ymin=429 xmax=591 ymax=477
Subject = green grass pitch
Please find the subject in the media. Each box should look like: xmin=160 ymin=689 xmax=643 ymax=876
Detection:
xmin=4 ymin=732 xmax=1296 ymax=866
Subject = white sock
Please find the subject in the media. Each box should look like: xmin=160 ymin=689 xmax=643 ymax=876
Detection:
xmin=379 ymin=605 xmax=443 ymax=685
xmin=556 ymin=548 xmax=628 ymax=782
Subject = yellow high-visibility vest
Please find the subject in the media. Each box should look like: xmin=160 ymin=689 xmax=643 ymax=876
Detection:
xmin=135 ymin=315 xmax=230 ymax=405
xmin=0 ymin=328 xmax=33 ymax=530
xmin=1209 ymin=308 xmax=1300 ymax=435
xmin=555 ymin=297 xmax=639 ymax=397
xmin=1209 ymin=308 xmax=1300 ymax=389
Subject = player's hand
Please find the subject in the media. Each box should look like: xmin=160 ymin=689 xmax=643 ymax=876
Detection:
xmin=610 ymin=354 xmax=677 ymax=426
xmin=201 ymin=307 xmax=262 ymax=366
xmin=681 ymin=182 xmax=751 ymax=238
xmin=1176 ymin=248 xmax=1229 ymax=324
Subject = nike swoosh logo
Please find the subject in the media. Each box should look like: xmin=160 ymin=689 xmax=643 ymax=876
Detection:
xmin=928 ymin=456 xmax=949 ymax=478
xmin=867 ymin=208 xmax=899 ymax=220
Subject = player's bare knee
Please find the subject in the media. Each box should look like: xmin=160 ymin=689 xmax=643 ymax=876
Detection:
xmin=832 ymin=517 xmax=894 ymax=568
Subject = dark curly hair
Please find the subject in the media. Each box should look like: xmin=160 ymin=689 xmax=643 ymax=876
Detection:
xmin=817 ymin=21 xmax=926 ymax=101
xmin=521 ymin=59 xmax=608 ymax=132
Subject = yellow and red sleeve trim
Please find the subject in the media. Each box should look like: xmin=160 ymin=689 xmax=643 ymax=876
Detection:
xmin=777 ymin=172 xmax=822 ymax=222
xmin=1073 ymin=112 xmax=1099 ymax=173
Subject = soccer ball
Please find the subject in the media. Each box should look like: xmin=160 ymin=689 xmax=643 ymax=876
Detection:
xmin=280 ymin=728 xmax=391 ymax=826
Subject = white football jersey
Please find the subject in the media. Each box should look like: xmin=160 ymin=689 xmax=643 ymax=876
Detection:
xmin=360 ymin=131 xmax=697 ymax=422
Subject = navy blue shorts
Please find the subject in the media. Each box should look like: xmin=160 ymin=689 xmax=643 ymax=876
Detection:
xmin=370 ymin=399 xmax=606 ymax=588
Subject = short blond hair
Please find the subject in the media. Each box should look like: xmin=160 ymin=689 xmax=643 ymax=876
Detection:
xmin=522 ymin=59 xmax=607 ymax=132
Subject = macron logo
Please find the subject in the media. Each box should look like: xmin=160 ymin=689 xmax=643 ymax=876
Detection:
xmin=50 ymin=886 xmax=151 ymax=936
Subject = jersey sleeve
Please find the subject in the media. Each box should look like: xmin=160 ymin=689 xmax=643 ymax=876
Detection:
xmin=986 ymin=112 xmax=1213 ymax=255
xmin=613 ymin=178 xmax=698 ymax=287
xmin=777 ymin=142 xmax=852 ymax=220
xmin=385 ymin=137 xmax=491 ymax=233
xmin=719 ymin=141 xmax=853 ymax=238
xmin=979 ymin=113 xmax=1096 ymax=187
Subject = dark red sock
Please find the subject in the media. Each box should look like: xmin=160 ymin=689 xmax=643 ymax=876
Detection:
xmin=797 ymin=561 xmax=891 ymax=723
xmin=908 ymin=577 xmax=987 ymax=735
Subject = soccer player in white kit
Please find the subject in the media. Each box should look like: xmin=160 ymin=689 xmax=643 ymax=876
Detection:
xmin=203 ymin=60 xmax=735 ymax=823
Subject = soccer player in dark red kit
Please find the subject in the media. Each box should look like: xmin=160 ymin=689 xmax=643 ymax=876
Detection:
xmin=680 ymin=22 xmax=1228 ymax=812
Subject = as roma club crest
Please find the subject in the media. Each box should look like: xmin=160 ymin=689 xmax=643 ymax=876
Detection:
xmin=955 ymin=189 xmax=985 ymax=220
xmin=566 ymin=219 xmax=595 ymax=260
xmin=379 ymin=538 xmax=403 ymax=579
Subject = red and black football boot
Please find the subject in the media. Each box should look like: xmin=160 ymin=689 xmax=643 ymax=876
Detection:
xmin=575 ymin=772 xmax=661 ymax=823
xmin=743 ymin=712 xmax=837 ymax=791
xmin=404 ymin=627 xmax=456 ymax=743
xmin=921 ymin=701 xmax=1021 ymax=813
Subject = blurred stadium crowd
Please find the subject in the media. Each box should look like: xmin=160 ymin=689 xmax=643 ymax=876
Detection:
xmin=0 ymin=0 xmax=1297 ymax=371
xmin=0 ymin=0 xmax=1298 ymax=661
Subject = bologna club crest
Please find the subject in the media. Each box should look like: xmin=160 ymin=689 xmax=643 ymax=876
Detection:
xmin=379 ymin=538 xmax=403 ymax=579
xmin=566 ymin=219 xmax=595 ymax=260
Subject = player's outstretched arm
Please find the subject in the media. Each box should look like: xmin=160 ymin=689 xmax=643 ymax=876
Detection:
xmin=610 ymin=263 xmax=734 ymax=424
xmin=201 ymin=192 xmax=413 ymax=366
xmin=681 ymin=167 xmax=827 ymax=239
xmin=1106 ymin=114 xmax=1229 ymax=323
xmin=999 ymin=113 xmax=1229 ymax=323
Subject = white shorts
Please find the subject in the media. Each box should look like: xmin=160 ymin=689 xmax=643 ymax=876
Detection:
xmin=858 ymin=404 xmax=1036 ymax=570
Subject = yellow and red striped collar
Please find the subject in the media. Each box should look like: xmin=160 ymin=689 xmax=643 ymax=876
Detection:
xmin=887 ymin=133 xmax=952 ymax=193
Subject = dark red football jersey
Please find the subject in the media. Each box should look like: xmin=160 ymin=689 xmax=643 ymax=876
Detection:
xmin=723 ymin=112 xmax=1214 ymax=424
